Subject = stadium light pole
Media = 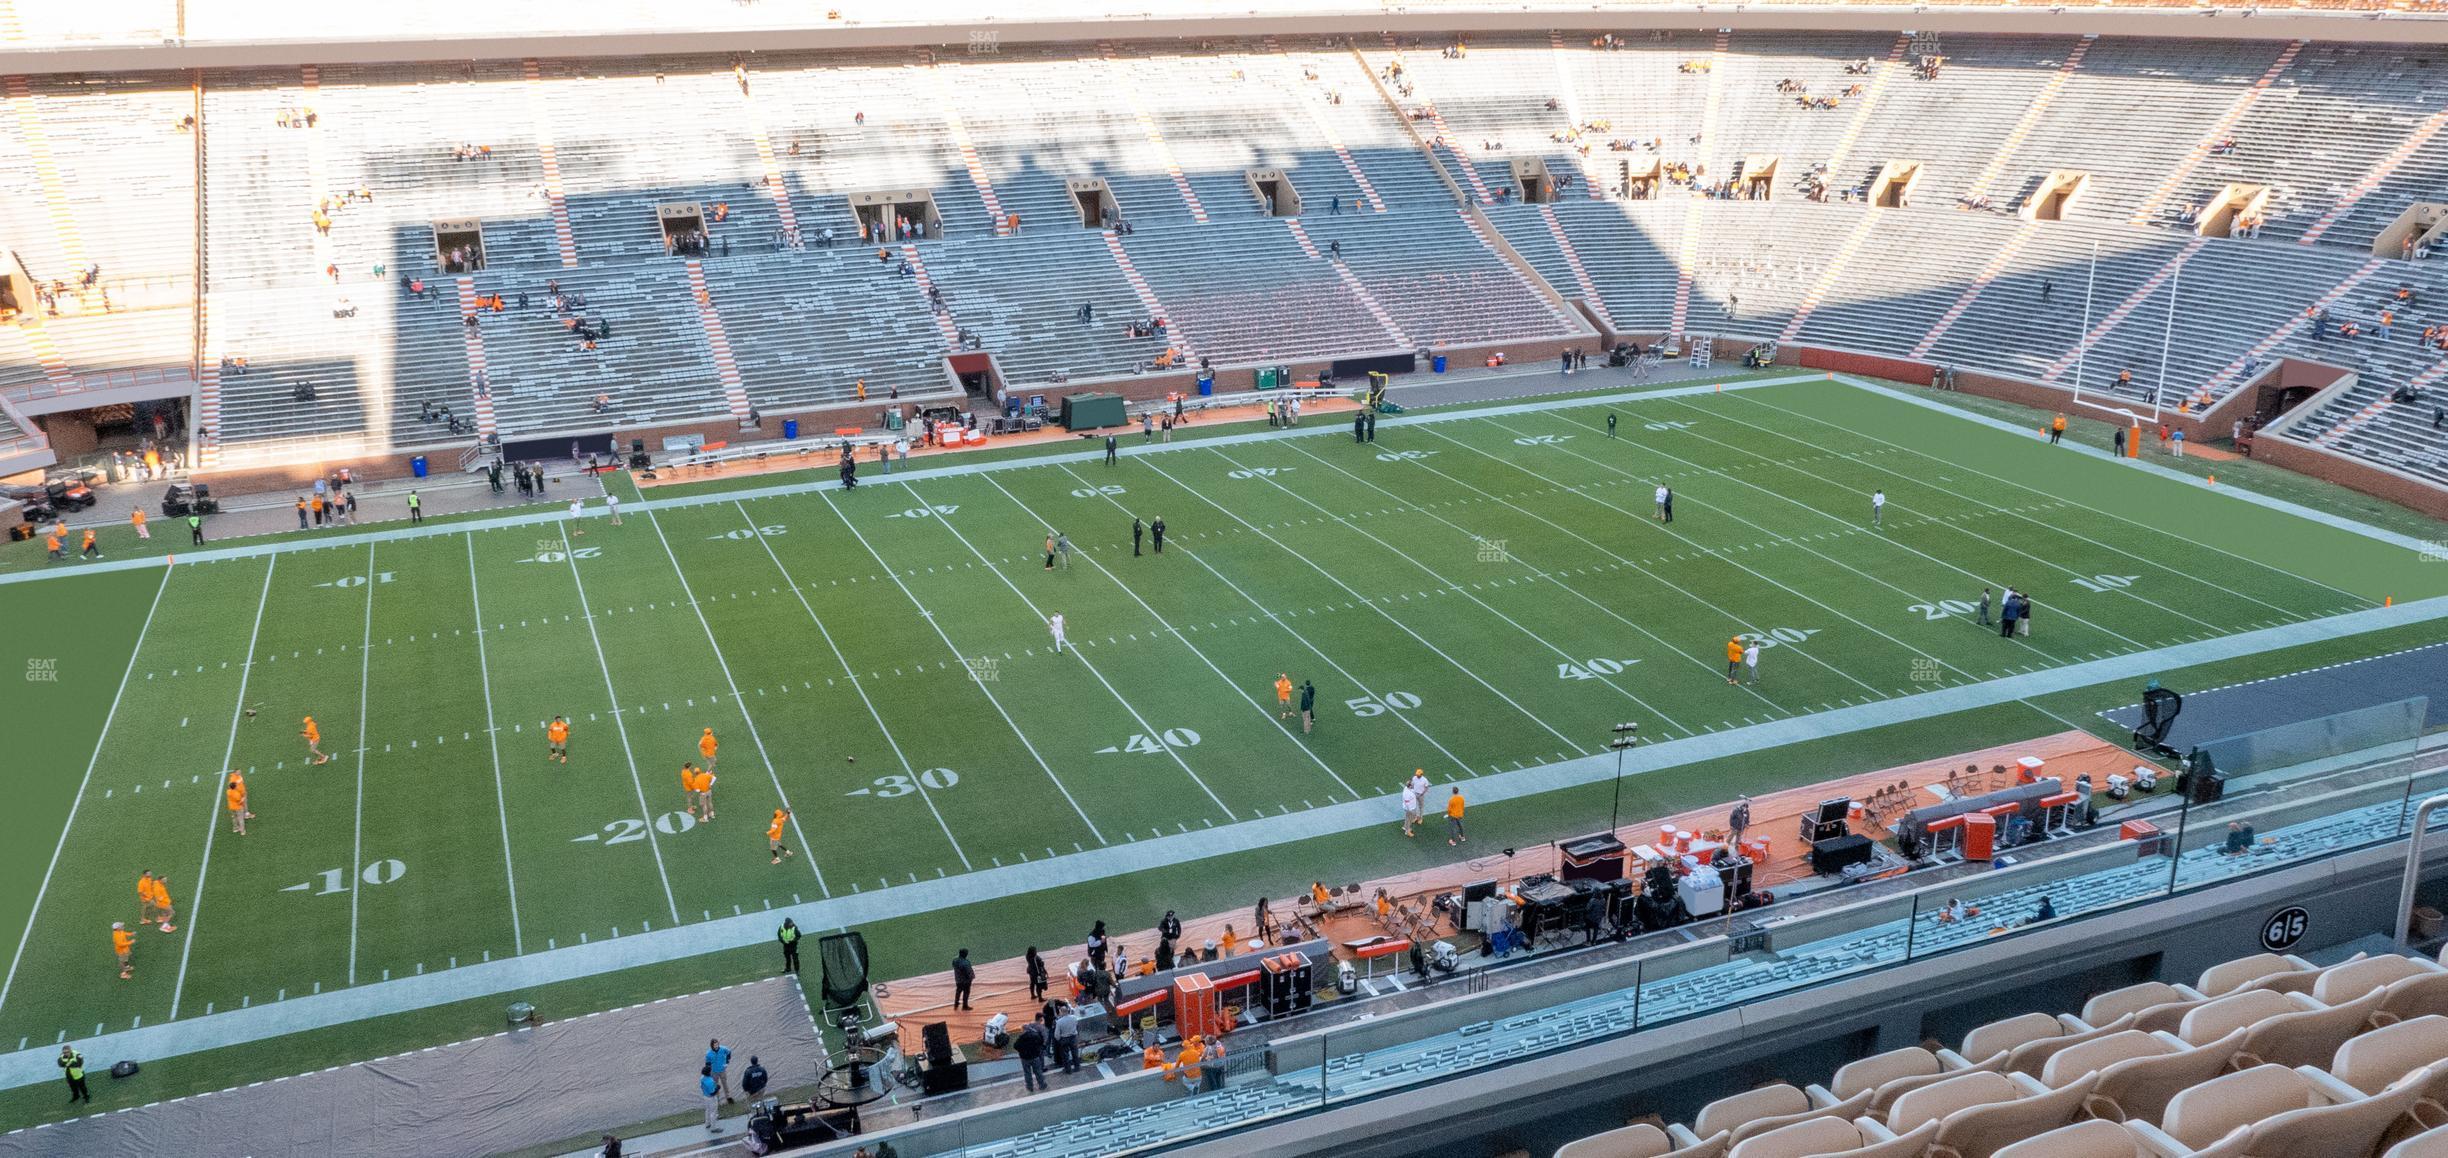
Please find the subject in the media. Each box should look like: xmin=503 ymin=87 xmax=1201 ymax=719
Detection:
xmin=1607 ymin=723 xmax=1640 ymax=833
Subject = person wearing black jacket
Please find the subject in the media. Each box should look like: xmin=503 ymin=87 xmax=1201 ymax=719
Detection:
xmin=741 ymin=1057 xmax=769 ymax=1099
xmin=1014 ymin=1021 xmax=1050 ymax=1092
xmin=951 ymin=949 xmax=975 ymax=1010
xmin=1025 ymin=946 xmax=1049 ymax=1000
xmin=1158 ymin=910 xmax=1183 ymax=943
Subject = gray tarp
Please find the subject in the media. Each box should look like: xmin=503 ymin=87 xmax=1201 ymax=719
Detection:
xmin=0 ymin=976 xmax=821 ymax=1158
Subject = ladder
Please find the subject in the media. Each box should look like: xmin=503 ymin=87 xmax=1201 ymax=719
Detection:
xmin=1689 ymin=337 xmax=1714 ymax=369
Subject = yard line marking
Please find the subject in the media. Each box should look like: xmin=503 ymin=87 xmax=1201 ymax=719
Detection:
xmin=1725 ymin=387 xmax=2363 ymax=612
xmin=1522 ymin=409 xmax=2144 ymax=657
xmin=1284 ymin=439 xmax=1757 ymax=727
xmin=347 ymin=544 xmax=378 ymax=986
xmin=1134 ymin=454 xmax=1582 ymax=752
xmin=463 ymin=536 xmax=525 ymax=955
xmin=642 ymin=510 xmax=829 ymax=897
xmin=1656 ymin=397 xmax=2244 ymax=634
xmin=989 ymin=471 xmax=1358 ymax=798
xmin=1446 ymin=419 xmax=1950 ymax=691
xmin=170 ymin=556 xmax=279 ymax=1020
xmin=556 ymin=527 xmax=682 ymax=924
xmin=0 ymin=563 xmax=175 ymax=1015
xmin=813 ymin=489 xmax=1106 ymax=844
xmin=727 ymin=500 xmax=969 ymax=871
xmin=1240 ymin=441 xmax=1694 ymax=733
xmin=902 ymin=480 xmax=1237 ymax=819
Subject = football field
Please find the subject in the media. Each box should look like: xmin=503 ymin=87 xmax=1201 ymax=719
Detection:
xmin=0 ymin=376 xmax=2434 ymax=1061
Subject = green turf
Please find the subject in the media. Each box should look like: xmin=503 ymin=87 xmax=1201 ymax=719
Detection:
xmin=2 ymin=377 xmax=2443 ymax=1132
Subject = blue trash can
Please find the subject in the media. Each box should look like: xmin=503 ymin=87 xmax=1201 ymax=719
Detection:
xmin=410 ymin=455 xmax=428 ymax=479
xmin=783 ymin=418 xmax=799 ymax=440
xmin=1197 ymin=372 xmax=1215 ymax=396
xmin=1432 ymin=354 xmax=1448 ymax=374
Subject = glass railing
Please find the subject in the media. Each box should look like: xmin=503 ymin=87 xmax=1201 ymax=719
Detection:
xmin=918 ymin=704 xmax=2439 ymax=1156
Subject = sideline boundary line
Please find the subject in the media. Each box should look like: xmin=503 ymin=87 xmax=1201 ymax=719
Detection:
xmin=0 ymin=376 xmax=1830 ymax=590
xmin=463 ymin=536 xmax=526 ymax=956
xmin=0 ymin=565 xmax=174 ymax=1014
xmin=17 ymin=590 xmax=2447 ymax=1090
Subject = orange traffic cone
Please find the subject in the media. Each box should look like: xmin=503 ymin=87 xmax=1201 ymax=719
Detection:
xmin=2386 ymin=595 xmax=2394 ymax=607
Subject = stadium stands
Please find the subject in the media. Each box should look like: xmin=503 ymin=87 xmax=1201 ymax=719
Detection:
xmin=4 ymin=28 xmax=2448 ymax=497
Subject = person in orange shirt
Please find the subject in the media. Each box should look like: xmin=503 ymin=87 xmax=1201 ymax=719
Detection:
xmin=226 ymin=770 xmax=251 ymax=835
xmin=130 ymin=507 xmax=149 ymax=540
xmin=44 ymin=529 xmax=63 ymax=562
xmin=1274 ymin=674 xmax=1294 ymax=719
xmin=113 ymin=923 xmax=135 ymax=980
xmin=80 ymin=529 xmax=99 ymax=560
xmin=1726 ymin=636 xmax=1746 ymax=685
xmin=2049 ymin=412 xmax=2067 ymax=446
xmin=698 ymin=728 xmax=719 ymax=772
xmin=1141 ymin=1041 xmax=1166 ymax=1071
xmin=1167 ymin=1036 xmax=1205 ymax=1090
xmin=1446 ymin=787 xmax=1467 ymax=846
xmin=148 ymin=873 xmax=176 ymax=934
xmin=546 ymin=716 xmax=570 ymax=764
xmin=137 ymin=871 xmax=161 ymax=928
xmin=302 ymin=716 xmax=328 ymax=764
xmin=681 ymin=762 xmax=704 ymax=817
xmin=1220 ymin=925 xmax=1240 ymax=958
xmin=767 ymin=808 xmax=793 ymax=865
xmin=694 ymin=765 xmax=718 ymax=821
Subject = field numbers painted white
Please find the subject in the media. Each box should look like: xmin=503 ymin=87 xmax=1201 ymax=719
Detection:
xmin=851 ymin=769 xmax=962 ymax=798
xmin=1908 ymin=600 xmax=1979 ymax=621
xmin=1642 ymin=420 xmax=1695 ymax=432
xmin=1096 ymin=728 xmax=1202 ymax=755
xmin=885 ymin=505 xmax=960 ymax=519
xmin=318 ymin=572 xmax=395 ymax=588
xmin=707 ymin=525 xmax=787 ymax=541
xmin=572 ymin=813 xmax=696 ymax=844
xmin=1069 ymin=485 xmax=1127 ymax=498
xmin=1738 ymin=628 xmax=1822 ymax=648
xmin=1557 ymin=658 xmax=1642 ymax=681
xmin=519 ymin=547 xmax=601 ymax=564
xmin=1226 ymin=467 xmax=1288 ymax=479
xmin=1373 ymin=450 xmax=1436 ymax=462
xmin=2069 ymin=574 xmax=2141 ymax=594
xmin=1511 ymin=434 xmax=1572 ymax=446
xmin=283 ymin=860 xmax=406 ymax=894
xmin=1346 ymin=691 xmax=1422 ymax=717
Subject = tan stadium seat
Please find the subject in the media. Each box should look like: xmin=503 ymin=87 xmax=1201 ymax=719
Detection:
xmin=2387 ymin=1122 xmax=2448 ymax=1158
xmin=1691 ymin=1085 xmax=1811 ymax=1143
xmin=2040 ymin=1029 xmax=2179 ymax=1089
xmin=2376 ymin=970 xmax=2448 ymax=1027
xmin=2221 ymin=1060 xmax=2441 ymax=1158
xmin=1867 ymin=1053 xmax=2003 ymax=1118
xmin=2317 ymin=956 xmax=2448 ymax=1007
xmin=2134 ymin=1062 xmax=2359 ymax=1150
xmin=1556 ymin=1122 xmax=1674 ymax=1158
xmin=1727 ymin=1116 xmax=1935 ymax=1158
xmin=1657 ymin=1126 xmax=1733 ymax=1158
xmin=1729 ymin=1089 xmax=1874 ymax=1147
xmin=1829 ymin=1047 xmax=1942 ymax=1101
xmin=2085 ymin=980 xmax=2204 ymax=1027
xmin=2084 ymin=1029 xmax=2248 ymax=1124
xmin=1996 ymin=1013 xmax=2139 ymax=1080
xmin=1959 ymin=1012 xmax=2069 ymax=1065
xmin=2174 ymin=988 xmax=2301 ymax=1046
xmin=2234 ymin=953 xmax=2366 ymax=997
xmin=2196 ymin=953 xmax=2316 ymax=997
xmin=1883 ymin=1069 xmax=2031 ymax=1134
xmin=1992 ymin=1118 xmax=2149 ymax=1158
xmin=1931 ymin=1072 xmax=2097 ymax=1158
xmin=2231 ymin=988 xmax=2386 ymax=1071
xmin=2331 ymin=1016 xmax=2448 ymax=1096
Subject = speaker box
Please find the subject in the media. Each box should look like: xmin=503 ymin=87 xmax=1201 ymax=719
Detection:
xmin=919 ymin=1060 xmax=968 ymax=1095
xmin=921 ymin=1020 xmax=953 ymax=1067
